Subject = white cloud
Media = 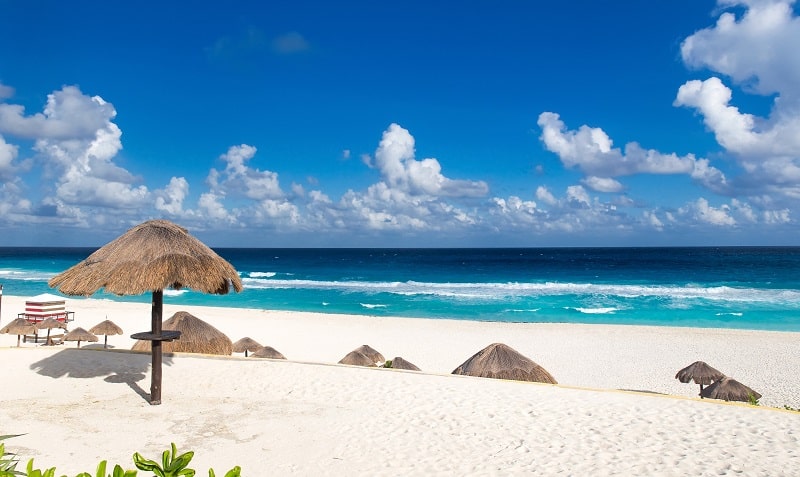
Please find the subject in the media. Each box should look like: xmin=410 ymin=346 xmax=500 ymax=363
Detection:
xmin=371 ymin=123 xmax=489 ymax=198
xmin=0 ymin=86 xmax=115 ymax=140
xmin=198 ymin=192 xmax=236 ymax=223
xmin=155 ymin=177 xmax=189 ymax=215
xmin=686 ymin=198 xmax=737 ymax=226
xmin=582 ymin=176 xmax=624 ymax=193
xmin=535 ymin=186 xmax=557 ymax=205
xmin=537 ymin=112 xmax=728 ymax=192
xmin=210 ymin=144 xmax=284 ymax=200
xmin=0 ymin=134 xmax=19 ymax=179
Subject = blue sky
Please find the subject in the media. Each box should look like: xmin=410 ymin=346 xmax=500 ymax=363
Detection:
xmin=1 ymin=0 xmax=799 ymax=247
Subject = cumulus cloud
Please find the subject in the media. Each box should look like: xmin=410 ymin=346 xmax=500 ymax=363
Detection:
xmin=154 ymin=177 xmax=189 ymax=215
xmin=369 ymin=123 xmax=489 ymax=198
xmin=0 ymin=135 xmax=19 ymax=179
xmin=209 ymin=144 xmax=284 ymax=200
xmin=676 ymin=0 xmax=800 ymax=198
xmin=682 ymin=197 xmax=737 ymax=226
xmin=537 ymin=112 xmax=729 ymax=193
xmin=582 ymin=176 xmax=624 ymax=193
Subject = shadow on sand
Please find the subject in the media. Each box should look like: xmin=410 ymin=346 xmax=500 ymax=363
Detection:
xmin=29 ymin=348 xmax=173 ymax=403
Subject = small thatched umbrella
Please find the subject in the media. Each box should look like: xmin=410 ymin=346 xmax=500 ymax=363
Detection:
xmin=675 ymin=361 xmax=726 ymax=398
xmin=132 ymin=311 xmax=232 ymax=355
xmin=351 ymin=344 xmax=385 ymax=364
xmin=232 ymin=337 xmax=262 ymax=357
xmin=63 ymin=327 xmax=98 ymax=348
xmin=701 ymin=377 xmax=762 ymax=403
xmin=250 ymin=346 xmax=286 ymax=359
xmin=338 ymin=350 xmax=377 ymax=367
xmin=0 ymin=317 xmax=36 ymax=347
xmin=452 ymin=343 xmax=557 ymax=384
xmin=48 ymin=219 xmax=242 ymax=405
xmin=389 ymin=356 xmax=420 ymax=371
xmin=36 ymin=317 xmax=67 ymax=344
xmin=88 ymin=319 xmax=124 ymax=349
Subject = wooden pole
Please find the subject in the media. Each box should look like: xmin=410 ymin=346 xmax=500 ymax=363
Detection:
xmin=150 ymin=289 xmax=163 ymax=405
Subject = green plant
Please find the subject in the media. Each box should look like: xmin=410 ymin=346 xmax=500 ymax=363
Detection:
xmin=75 ymin=460 xmax=138 ymax=477
xmin=0 ymin=434 xmax=24 ymax=477
xmin=382 ymin=360 xmax=392 ymax=368
xmin=784 ymin=405 xmax=799 ymax=412
xmin=133 ymin=443 xmax=240 ymax=477
xmin=747 ymin=393 xmax=760 ymax=406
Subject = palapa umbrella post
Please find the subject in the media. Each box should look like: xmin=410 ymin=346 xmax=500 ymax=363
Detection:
xmin=151 ymin=290 xmax=164 ymax=404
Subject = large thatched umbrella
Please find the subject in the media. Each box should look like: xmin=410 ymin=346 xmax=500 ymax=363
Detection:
xmin=338 ymin=350 xmax=377 ymax=367
xmin=1 ymin=317 xmax=36 ymax=347
xmin=675 ymin=361 xmax=726 ymax=398
xmin=452 ymin=343 xmax=557 ymax=384
xmin=36 ymin=317 xmax=67 ymax=344
xmin=389 ymin=356 xmax=420 ymax=371
xmin=250 ymin=345 xmax=286 ymax=359
xmin=351 ymin=344 xmax=385 ymax=364
xmin=132 ymin=311 xmax=233 ymax=355
xmin=63 ymin=327 xmax=98 ymax=348
xmin=88 ymin=319 xmax=124 ymax=349
xmin=48 ymin=219 xmax=242 ymax=405
xmin=232 ymin=337 xmax=262 ymax=357
xmin=701 ymin=377 xmax=762 ymax=403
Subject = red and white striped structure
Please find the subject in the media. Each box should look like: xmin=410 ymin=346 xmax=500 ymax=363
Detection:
xmin=18 ymin=293 xmax=75 ymax=324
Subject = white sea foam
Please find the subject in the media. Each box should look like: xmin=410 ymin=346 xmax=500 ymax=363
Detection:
xmin=164 ymin=289 xmax=187 ymax=297
xmin=568 ymin=307 xmax=618 ymax=314
xmin=249 ymin=272 xmax=276 ymax=278
xmin=360 ymin=303 xmax=387 ymax=309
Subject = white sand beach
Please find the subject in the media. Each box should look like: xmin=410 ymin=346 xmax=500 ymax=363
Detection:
xmin=2 ymin=295 xmax=799 ymax=475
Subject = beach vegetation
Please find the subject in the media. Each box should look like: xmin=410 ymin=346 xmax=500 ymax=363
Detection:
xmin=783 ymin=405 xmax=799 ymax=412
xmin=0 ymin=434 xmax=24 ymax=476
xmin=747 ymin=393 xmax=760 ymax=406
xmin=3 ymin=437 xmax=240 ymax=477
xmin=383 ymin=360 xmax=392 ymax=368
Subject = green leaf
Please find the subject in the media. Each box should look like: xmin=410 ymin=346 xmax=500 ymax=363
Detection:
xmin=166 ymin=452 xmax=194 ymax=474
xmin=132 ymin=453 xmax=164 ymax=477
xmin=223 ymin=467 xmax=241 ymax=477
xmin=95 ymin=460 xmax=107 ymax=477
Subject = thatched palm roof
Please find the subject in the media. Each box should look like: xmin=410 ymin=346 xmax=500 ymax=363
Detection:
xmin=452 ymin=343 xmax=557 ymax=384
xmin=675 ymin=361 xmax=726 ymax=385
xmin=701 ymin=377 xmax=762 ymax=402
xmin=89 ymin=319 xmax=124 ymax=349
xmin=1 ymin=317 xmax=37 ymax=335
xmin=389 ymin=356 xmax=420 ymax=371
xmin=1 ymin=318 xmax=36 ymax=346
xmin=351 ymin=345 xmax=385 ymax=364
xmin=36 ymin=317 xmax=67 ymax=331
xmin=63 ymin=327 xmax=99 ymax=347
xmin=89 ymin=319 xmax=124 ymax=336
xmin=48 ymin=219 xmax=243 ymax=296
xmin=131 ymin=311 xmax=232 ymax=355
xmin=338 ymin=350 xmax=377 ymax=367
xmin=232 ymin=337 xmax=263 ymax=354
xmin=250 ymin=346 xmax=286 ymax=359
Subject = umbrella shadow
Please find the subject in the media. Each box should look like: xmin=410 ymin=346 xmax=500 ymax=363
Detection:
xmin=29 ymin=349 xmax=173 ymax=403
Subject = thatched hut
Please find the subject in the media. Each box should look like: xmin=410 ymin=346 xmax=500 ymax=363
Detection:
xmin=350 ymin=345 xmax=385 ymax=364
xmin=89 ymin=319 xmax=124 ymax=349
xmin=48 ymin=219 xmax=242 ymax=405
xmin=338 ymin=350 xmax=377 ymax=367
xmin=388 ymin=356 xmax=420 ymax=371
xmin=63 ymin=327 xmax=99 ymax=348
xmin=675 ymin=361 xmax=726 ymax=397
xmin=701 ymin=377 xmax=762 ymax=403
xmin=0 ymin=317 xmax=36 ymax=347
xmin=232 ymin=337 xmax=263 ymax=357
xmin=36 ymin=317 xmax=67 ymax=344
xmin=250 ymin=346 xmax=286 ymax=360
xmin=132 ymin=311 xmax=232 ymax=355
xmin=452 ymin=343 xmax=557 ymax=384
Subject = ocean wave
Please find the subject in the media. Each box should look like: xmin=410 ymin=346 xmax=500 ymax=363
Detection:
xmin=0 ymin=269 xmax=56 ymax=281
xmin=360 ymin=303 xmax=387 ymax=309
xmin=566 ymin=306 xmax=618 ymax=315
xmin=248 ymin=272 xmax=277 ymax=278
xmin=239 ymin=277 xmax=800 ymax=306
xmin=163 ymin=289 xmax=188 ymax=297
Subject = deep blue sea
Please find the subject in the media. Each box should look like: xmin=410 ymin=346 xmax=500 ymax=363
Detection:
xmin=2 ymin=247 xmax=800 ymax=331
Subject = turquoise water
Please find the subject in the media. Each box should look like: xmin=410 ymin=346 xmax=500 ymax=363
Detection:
xmin=2 ymin=247 xmax=800 ymax=331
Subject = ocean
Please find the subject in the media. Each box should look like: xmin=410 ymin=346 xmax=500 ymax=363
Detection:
xmin=1 ymin=247 xmax=800 ymax=332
